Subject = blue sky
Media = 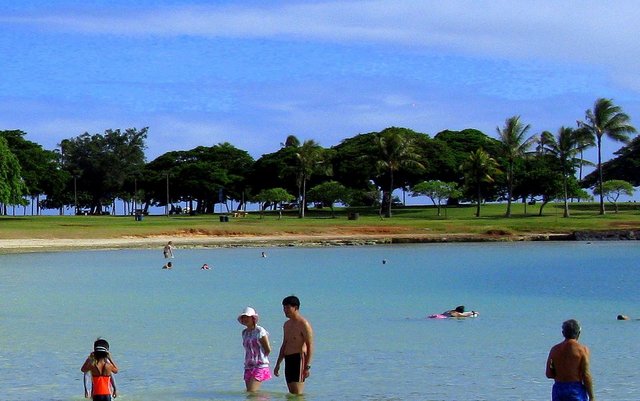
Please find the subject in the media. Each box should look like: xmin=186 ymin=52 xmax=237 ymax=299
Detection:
xmin=1 ymin=0 xmax=639 ymax=170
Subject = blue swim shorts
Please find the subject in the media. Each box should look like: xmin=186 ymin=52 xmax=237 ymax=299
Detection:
xmin=552 ymin=381 xmax=588 ymax=401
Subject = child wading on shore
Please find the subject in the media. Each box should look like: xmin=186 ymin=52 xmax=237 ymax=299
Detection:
xmin=81 ymin=338 xmax=118 ymax=400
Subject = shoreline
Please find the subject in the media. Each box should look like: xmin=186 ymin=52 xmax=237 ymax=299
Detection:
xmin=2 ymin=230 xmax=637 ymax=254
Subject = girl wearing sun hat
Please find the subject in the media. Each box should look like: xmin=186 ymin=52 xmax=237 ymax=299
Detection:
xmin=238 ymin=306 xmax=272 ymax=392
xmin=81 ymin=338 xmax=119 ymax=400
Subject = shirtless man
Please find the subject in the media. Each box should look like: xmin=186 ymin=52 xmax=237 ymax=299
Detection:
xmin=546 ymin=319 xmax=595 ymax=401
xmin=273 ymin=295 xmax=314 ymax=395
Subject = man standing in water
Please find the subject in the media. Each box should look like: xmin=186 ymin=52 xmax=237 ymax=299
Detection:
xmin=274 ymin=295 xmax=314 ymax=395
xmin=546 ymin=319 xmax=595 ymax=401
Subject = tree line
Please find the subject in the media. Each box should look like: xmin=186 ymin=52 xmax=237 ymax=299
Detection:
xmin=0 ymin=98 xmax=637 ymax=218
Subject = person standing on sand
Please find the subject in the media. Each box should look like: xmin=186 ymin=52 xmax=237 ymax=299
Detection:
xmin=238 ymin=307 xmax=272 ymax=392
xmin=163 ymin=241 xmax=174 ymax=259
xmin=274 ymin=295 xmax=314 ymax=395
xmin=546 ymin=319 xmax=595 ymax=401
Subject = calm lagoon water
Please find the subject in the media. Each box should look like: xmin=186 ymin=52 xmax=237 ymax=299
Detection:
xmin=0 ymin=242 xmax=638 ymax=401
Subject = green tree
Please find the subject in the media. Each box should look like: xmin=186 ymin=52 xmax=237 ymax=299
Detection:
xmin=373 ymin=127 xmax=424 ymax=218
xmin=513 ymin=154 xmax=563 ymax=216
xmin=461 ymin=149 xmax=501 ymax=217
xmin=579 ymin=98 xmax=637 ymax=214
xmin=582 ymin=131 xmax=640 ymax=187
xmin=496 ymin=116 xmax=535 ymax=217
xmin=0 ymin=136 xmax=28 ymax=212
xmin=295 ymin=139 xmax=331 ymax=218
xmin=248 ymin=146 xmax=299 ymax=199
xmin=411 ymin=180 xmax=461 ymax=217
xmin=142 ymin=143 xmax=253 ymax=215
xmin=60 ymin=128 xmax=147 ymax=214
xmin=306 ymin=181 xmax=351 ymax=217
xmin=593 ymin=179 xmax=634 ymax=213
xmin=539 ymin=127 xmax=593 ymax=217
xmin=0 ymin=130 xmax=60 ymax=215
xmin=254 ymin=187 xmax=295 ymax=219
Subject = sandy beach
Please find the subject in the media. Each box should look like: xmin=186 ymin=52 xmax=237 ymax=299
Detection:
xmin=0 ymin=231 xmax=575 ymax=253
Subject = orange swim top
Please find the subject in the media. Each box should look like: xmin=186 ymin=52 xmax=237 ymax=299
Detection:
xmin=92 ymin=375 xmax=111 ymax=396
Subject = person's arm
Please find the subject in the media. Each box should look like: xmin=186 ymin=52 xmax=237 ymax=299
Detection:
xmin=260 ymin=334 xmax=272 ymax=356
xmin=110 ymin=374 xmax=117 ymax=398
xmin=107 ymin=355 xmax=119 ymax=374
xmin=545 ymin=349 xmax=556 ymax=379
xmin=273 ymin=327 xmax=287 ymax=376
xmin=83 ymin=371 xmax=91 ymax=398
xmin=581 ymin=348 xmax=595 ymax=400
xmin=81 ymin=356 xmax=93 ymax=373
xmin=302 ymin=320 xmax=314 ymax=378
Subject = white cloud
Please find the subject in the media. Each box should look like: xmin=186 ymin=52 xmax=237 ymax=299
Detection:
xmin=4 ymin=1 xmax=639 ymax=68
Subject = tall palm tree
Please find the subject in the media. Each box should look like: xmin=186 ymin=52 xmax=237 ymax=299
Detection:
xmin=295 ymin=139 xmax=329 ymax=218
xmin=540 ymin=127 xmax=592 ymax=217
xmin=461 ymin=149 xmax=501 ymax=217
xmin=579 ymin=98 xmax=637 ymax=214
xmin=496 ymin=116 xmax=536 ymax=217
xmin=374 ymin=129 xmax=423 ymax=218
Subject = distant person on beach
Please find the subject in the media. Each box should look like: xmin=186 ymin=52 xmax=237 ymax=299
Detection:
xmin=274 ymin=295 xmax=314 ymax=395
xmin=163 ymin=241 xmax=174 ymax=258
xmin=162 ymin=262 xmax=172 ymax=269
xmin=238 ymin=307 xmax=272 ymax=392
xmin=546 ymin=319 xmax=595 ymax=401
xmin=81 ymin=338 xmax=118 ymax=400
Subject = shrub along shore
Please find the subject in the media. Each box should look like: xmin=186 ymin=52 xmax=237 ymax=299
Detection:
xmin=0 ymin=203 xmax=639 ymax=253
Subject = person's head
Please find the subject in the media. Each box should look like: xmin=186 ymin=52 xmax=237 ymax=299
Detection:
xmin=238 ymin=306 xmax=259 ymax=327
xmin=282 ymin=295 xmax=300 ymax=310
xmin=455 ymin=305 xmax=465 ymax=313
xmin=561 ymin=319 xmax=581 ymax=340
xmin=282 ymin=295 xmax=300 ymax=318
xmin=93 ymin=338 xmax=110 ymax=360
xmin=167 ymin=262 xmax=172 ymax=267
xmin=617 ymin=314 xmax=630 ymax=320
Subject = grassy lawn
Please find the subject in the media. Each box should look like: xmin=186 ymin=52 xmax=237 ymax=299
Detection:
xmin=1 ymin=202 xmax=639 ymax=240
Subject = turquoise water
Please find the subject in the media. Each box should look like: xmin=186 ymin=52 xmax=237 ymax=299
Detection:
xmin=0 ymin=242 xmax=638 ymax=400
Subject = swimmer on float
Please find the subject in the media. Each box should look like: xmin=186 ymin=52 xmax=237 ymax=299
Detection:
xmin=428 ymin=305 xmax=479 ymax=319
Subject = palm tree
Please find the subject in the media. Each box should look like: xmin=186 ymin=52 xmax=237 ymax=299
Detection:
xmin=461 ymin=149 xmax=501 ymax=217
xmin=579 ymin=98 xmax=637 ymax=214
xmin=295 ymin=139 xmax=329 ymax=218
xmin=539 ymin=127 xmax=592 ymax=217
xmin=374 ymin=128 xmax=424 ymax=218
xmin=496 ymin=116 xmax=536 ymax=217
xmin=282 ymin=134 xmax=300 ymax=148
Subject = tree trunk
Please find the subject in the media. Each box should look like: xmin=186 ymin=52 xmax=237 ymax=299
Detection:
xmin=597 ymin=136 xmax=605 ymax=215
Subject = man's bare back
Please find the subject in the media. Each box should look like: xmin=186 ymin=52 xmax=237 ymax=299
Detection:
xmin=546 ymin=319 xmax=595 ymax=401
xmin=547 ymin=339 xmax=590 ymax=382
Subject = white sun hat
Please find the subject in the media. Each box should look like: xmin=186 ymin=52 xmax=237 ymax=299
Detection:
xmin=237 ymin=306 xmax=259 ymax=323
